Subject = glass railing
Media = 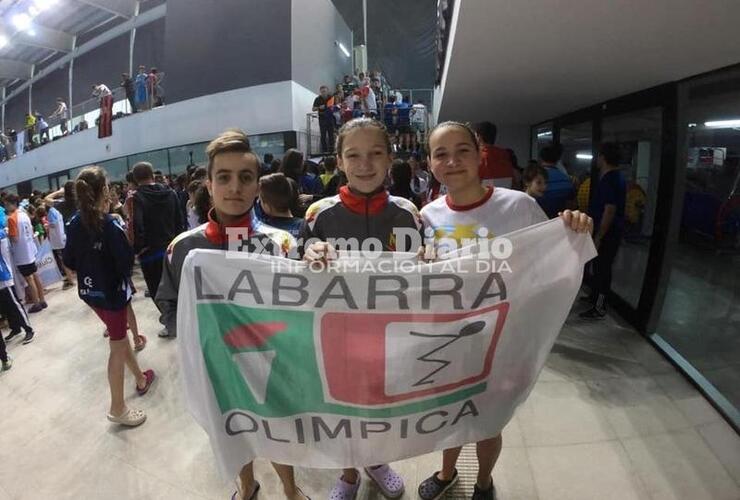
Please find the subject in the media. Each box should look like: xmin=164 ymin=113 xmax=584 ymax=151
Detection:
xmin=1 ymin=73 xmax=166 ymax=158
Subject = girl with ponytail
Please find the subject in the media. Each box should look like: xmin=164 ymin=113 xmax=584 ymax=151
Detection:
xmin=63 ymin=166 xmax=156 ymax=427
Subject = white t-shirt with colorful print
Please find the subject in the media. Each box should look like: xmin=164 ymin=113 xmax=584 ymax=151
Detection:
xmin=420 ymin=186 xmax=547 ymax=256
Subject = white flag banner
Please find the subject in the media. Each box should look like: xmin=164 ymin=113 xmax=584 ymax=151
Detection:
xmin=35 ymin=239 xmax=63 ymax=287
xmin=178 ymin=219 xmax=596 ymax=478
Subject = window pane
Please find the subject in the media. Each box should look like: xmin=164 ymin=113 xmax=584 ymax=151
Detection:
xmin=559 ymin=121 xmax=593 ymax=181
xmin=169 ymin=143 xmax=208 ymax=176
xmin=251 ymin=133 xmax=285 ymax=161
xmin=128 ymin=149 xmax=169 ymax=176
xmin=31 ymin=176 xmax=50 ymax=193
xmin=99 ymin=157 xmax=129 ymax=182
xmin=656 ymin=76 xmax=740 ymax=417
xmin=531 ymin=123 xmax=553 ymax=161
xmin=601 ymin=108 xmax=663 ymax=308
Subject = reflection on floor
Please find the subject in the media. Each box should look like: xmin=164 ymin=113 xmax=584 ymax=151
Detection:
xmin=1 ymin=272 xmax=738 ymax=500
xmin=657 ymin=239 xmax=740 ymax=410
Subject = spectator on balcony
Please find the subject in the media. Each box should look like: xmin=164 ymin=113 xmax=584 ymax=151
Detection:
xmin=312 ymin=85 xmax=335 ymax=153
xmin=373 ymin=68 xmax=391 ymax=96
xmin=35 ymin=113 xmax=50 ymax=143
xmin=92 ymin=83 xmax=112 ymax=100
xmin=341 ymin=74 xmax=356 ymax=96
xmin=93 ymin=84 xmax=114 ymax=139
xmin=121 ymin=73 xmax=137 ymax=113
xmin=410 ymin=99 xmax=428 ymax=152
xmin=5 ymin=128 xmax=17 ymax=157
xmin=371 ymin=78 xmax=384 ymax=107
xmin=24 ymin=113 xmax=36 ymax=149
xmin=49 ymin=98 xmax=70 ymax=135
xmin=148 ymin=68 xmax=163 ymax=108
xmin=0 ymin=130 xmax=9 ymax=162
xmin=360 ymin=80 xmax=378 ymax=118
xmin=135 ymin=65 xmax=149 ymax=111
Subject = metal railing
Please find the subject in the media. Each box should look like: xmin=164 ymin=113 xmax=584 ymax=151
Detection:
xmin=1 ymin=73 xmax=166 ymax=158
xmin=305 ymin=88 xmax=434 ymax=157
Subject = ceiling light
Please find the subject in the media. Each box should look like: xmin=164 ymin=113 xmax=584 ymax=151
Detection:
xmin=28 ymin=5 xmax=40 ymax=16
xmin=576 ymin=153 xmax=593 ymax=160
xmin=0 ymin=35 xmax=8 ymax=49
xmin=704 ymin=119 xmax=740 ymax=128
xmin=33 ymin=0 xmax=58 ymax=12
xmin=687 ymin=123 xmax=697 ymax=128
xmin=337 ymin=42 xmax=350 ymax=58
xmin=537 ymin=131 xmax=552 ymax=138
xmin=12 ymin=13 xmax=32 ymax=31
xmin=28 ymin=28 xmax=36 ymax=36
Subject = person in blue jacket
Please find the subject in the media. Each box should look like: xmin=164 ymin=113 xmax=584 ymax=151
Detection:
xmin=63 ymin=166 xmax=156 ymax=427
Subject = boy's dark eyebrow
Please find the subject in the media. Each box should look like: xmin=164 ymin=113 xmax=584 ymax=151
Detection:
xmin=343 ymin=144 xmax=386 ymax=153
xmin=213 ymin=165 xmax=257 ymax=175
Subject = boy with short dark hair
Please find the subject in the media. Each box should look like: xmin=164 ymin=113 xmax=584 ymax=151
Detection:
xmin=128 ymin=161 xmax=184 ymax=305
xmin=155 ymin=129 xmax=305 ymax=500
xmin=254 ymin=173 xmax=303 ymax=238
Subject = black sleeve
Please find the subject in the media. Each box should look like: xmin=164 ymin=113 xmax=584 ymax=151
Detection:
xmin=62 ymin=228 xmax=77 ymax=271
xmin=106 ymin=220 xmax=135 ymax=278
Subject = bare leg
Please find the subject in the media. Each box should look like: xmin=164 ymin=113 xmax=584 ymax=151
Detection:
xmin=25 ymin=275 xmax=39 ymax=304
xmin=438 ymin=446 xmax=463 ymax=481
xmin=32 ymin=273 xmax=45 ymax=302
xmin=272 ymin=463 xmax=307 ymax=499
xmin=64 ymin=265 xmax=75 ymax=284
xmin=108 ymin=338 xmax=129 ymax=416
xmin=475 ymin=435 xmax=502 ymax=489
xmin=126 ymin=302 xmax=142 ymax=344
xmin=122 ymin=338 xmax=146 ymax=388
xmin=342 ymin=468 xmax=359 ymax=484
xmin=237 ymin=463 xmax=257 ymax=499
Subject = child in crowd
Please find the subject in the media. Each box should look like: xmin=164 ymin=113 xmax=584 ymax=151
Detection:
xmin=523 ymin=163 xmax=548 ymax=199
xmin=254 ymin=173 xmax=303 ymax=238
xmin=417 ymin=121 xmax=592 ymax=500
xmin=319 ymin=156 xmax=338 ymax=188
xmin=63 ymin=167 xmax=155 ymax=427
xmin=302 ymin=118 xmax=420 ymax=500
xmin=0 ymin=222 xmax=35 ymax=347
xmin=155 ymin=129 xmax=306 ymax=500
xmin=5 ymin=194 xmax=46 ymax=313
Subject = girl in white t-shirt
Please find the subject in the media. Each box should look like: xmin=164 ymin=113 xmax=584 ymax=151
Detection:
xmin=417 ymin=121 xmax=593 ymax=500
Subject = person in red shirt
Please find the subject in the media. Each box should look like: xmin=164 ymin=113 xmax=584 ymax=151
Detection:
xmin=472 ymin=121 xmax=516 ymax=189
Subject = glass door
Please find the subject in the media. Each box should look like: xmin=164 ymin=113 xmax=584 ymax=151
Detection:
xmin=601 ymin=108 xmax=663 ymax=308
xmin=654 ymin=71 xmax=740 ymax=426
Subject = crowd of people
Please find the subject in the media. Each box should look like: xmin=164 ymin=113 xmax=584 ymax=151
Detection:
xmin=0 ymin=113 xmax=626 ymax=500
xmin=0 ymin=65 xmax=164 ymax=162
xmin=312 ymin=69 xmax=429 ymax=154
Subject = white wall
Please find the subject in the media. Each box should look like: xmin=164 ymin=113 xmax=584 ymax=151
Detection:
xmin=496 ymin=124 xmax=533 ymax=164
xmin=0 ymin=82 xmax=298 ymax=188
xmin=291 ymin=0 xmax=353 ymax=94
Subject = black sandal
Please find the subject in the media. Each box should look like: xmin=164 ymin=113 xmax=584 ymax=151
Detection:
xmin=417 ymin=469 xmax=458 ymax=500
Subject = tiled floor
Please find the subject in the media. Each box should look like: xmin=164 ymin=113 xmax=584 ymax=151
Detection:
xmin=1 ymin=274 xmax=738 ymax=500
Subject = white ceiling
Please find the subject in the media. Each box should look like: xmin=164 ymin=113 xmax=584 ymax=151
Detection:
xmin=438 ymin=0 xmax=740 ymax=125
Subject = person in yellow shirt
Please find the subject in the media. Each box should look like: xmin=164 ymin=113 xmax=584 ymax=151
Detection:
xmin=24 ymin=113 xmax=37 ymax=149
xmin=319 ymin=156 xmax=338 ymax=188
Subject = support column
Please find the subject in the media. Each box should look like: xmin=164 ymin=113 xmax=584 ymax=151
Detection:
xmin=69 ymin=35 xmax=77 ymax=126
xmin=29 ymin=65 xmax=35 ymax=113
xmin=129 ymin=1 xmax=141 ymax=75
